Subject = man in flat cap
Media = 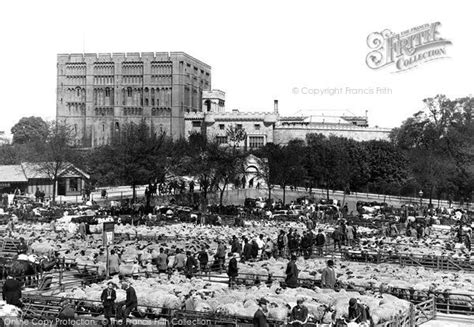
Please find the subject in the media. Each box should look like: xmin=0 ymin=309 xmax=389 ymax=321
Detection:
xmin=253 ymin=298 xmax=269 ymax=327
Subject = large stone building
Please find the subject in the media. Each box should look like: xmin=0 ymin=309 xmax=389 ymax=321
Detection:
xmin=185 ymin=93 xmax=391 ymax=149
xmin=56 ymin=52 xmax=211 ymax=147
xmin=56 ymin=52 xmax=391 ymax=148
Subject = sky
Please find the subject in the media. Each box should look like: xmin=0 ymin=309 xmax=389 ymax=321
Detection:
xmin=1 ymin=0 xmax=472 ymax=136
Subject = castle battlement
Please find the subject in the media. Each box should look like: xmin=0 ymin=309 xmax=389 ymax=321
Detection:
xmin=57 ymin=52 xmax=211 ymax=69
xmin=185 ymin=111 xmax=274 ymax=120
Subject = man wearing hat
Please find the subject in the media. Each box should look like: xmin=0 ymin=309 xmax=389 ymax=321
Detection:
xmin=289 ymin=298 xmax=309 ymax=327
xmin=348 ymin=298 xmax=369 ymax=324
xmin=315 ymin=229 xmax=325 ymax=256
xmin=285 ymin=255 xmax=299 ymax=288
xmin=117 ymin=281 xmax=137 ymax=326
xmin=17 ymin=238 xmax=28 ymax=255
xmin=184 ymin=251 xmax=198 ymax=279
xmin=227 ymin=252 xmax=239 ymax=289
xmin=216 ymin=240 xmax=227 ymax=273
xmin=321 ymin=260 xmax=336 ymax=289
xmin=101 ymin=282 xmax=117 ymax=326
xmin=253 ymin=298 xmax=269 ymax=327
xmin=156 ymin=248 xmax=168 ymax=274
xmin=197 ymin=247 xmax=209 ymax=273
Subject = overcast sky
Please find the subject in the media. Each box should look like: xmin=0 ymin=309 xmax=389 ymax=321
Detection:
xmin=1 ymin=0 xmax=471 ymax=136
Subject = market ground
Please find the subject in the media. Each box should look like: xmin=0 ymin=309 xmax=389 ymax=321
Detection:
xmin=54 ymin=185 xmax=463 ymax=213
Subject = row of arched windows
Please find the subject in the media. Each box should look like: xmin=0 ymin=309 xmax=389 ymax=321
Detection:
xmin=120 ymin=87 xmax=171 ymax=107
xmin=94 ymin=88 xmax=114 ymax=106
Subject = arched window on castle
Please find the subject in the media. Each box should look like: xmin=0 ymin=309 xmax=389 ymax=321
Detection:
xmin=115 ymin=122 xmax=120 ymax=133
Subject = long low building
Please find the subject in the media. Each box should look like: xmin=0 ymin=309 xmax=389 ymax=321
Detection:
xmin=0 ymin=162 xmax=90 ymax=197
xmin=185 ymin=91 xmax=392 ymax=149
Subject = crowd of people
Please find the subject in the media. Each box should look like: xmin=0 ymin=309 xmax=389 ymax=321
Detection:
xmin=1 ymin=193 xmax=473 ymax=326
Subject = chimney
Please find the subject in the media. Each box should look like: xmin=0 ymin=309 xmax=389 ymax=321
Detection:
xmin=274 ymin=100 xmax=279 ymax=115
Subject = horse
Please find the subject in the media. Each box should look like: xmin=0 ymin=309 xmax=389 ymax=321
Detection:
xmin=8 ymin=260 xmax=40 ymax=286
xmin=8 ymin=256 xmax=57 ymax=287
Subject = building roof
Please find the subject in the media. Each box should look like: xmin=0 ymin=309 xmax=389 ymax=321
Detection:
xmin=0 ymin=162 xmax=90 ymax=183
xmin=21 ymin=162 xmax=90 ymax=180
xmin=0 ymin=165 xmax=28 ymax=183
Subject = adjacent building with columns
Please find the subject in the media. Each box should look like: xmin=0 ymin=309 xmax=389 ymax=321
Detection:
xmin=185 ymin=91 xmax=391 ymax=149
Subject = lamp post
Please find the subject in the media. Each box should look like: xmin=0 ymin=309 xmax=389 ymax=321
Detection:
xmin=418 ymin=190 xmax=423 ymax=207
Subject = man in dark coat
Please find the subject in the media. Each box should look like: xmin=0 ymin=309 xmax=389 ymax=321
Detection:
xmin=288 ymin=230 xmax=297 ymax=255
xmin=253 ymin=298 xmax=269 ymax=327
xmin=242 ymin=238 xmax=252 ymax=263
xmin=251 ymin=239 xmax=259 ymax=259
xmin=332 ymin=227 xmax=343 ymax=251
xmin=231 ymin=235 xmax=242 ymax=255
xmin=17 ymin=238 xmax=28 ymax=255
xmin=348 ymin=298 xmax=369 ymax=324
xmin=289 ymin=298 xmax=309 ymax=327
xmin=300 ymin=231 xmax=313 ymax=259
xmin=285 ymin=255 xmax=299 ymax=288
xmin=277 ymin=230 xmax=287 ymax=258
xmin=184 ymin=251 xmax=198 ymax=279
xmin=117 ymin=281 xmax=138 ymax=325
xmin=101 ymin=282 xmax=117 ymax=326
xmin=315 ymin=229 xmax=326 ymax=256
xmin=321 ymin=260 xmax=337 ymax=289
xmin=2 ymin=275 xmax=22 ymax=307
xmin=197 ymin=247 xmax=209 ymax=272
xmin=227 ymin=253 xmax=238 ymax=289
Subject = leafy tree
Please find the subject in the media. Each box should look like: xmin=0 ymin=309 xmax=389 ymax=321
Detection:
xmin=254 ymin=143 xmax=282 ymax=203
xmin=34 ymin=121 xmax=79 ymax=204
xmin=226 ymin=125 xmax=247 ymax=151
xmin=209 ymin=145 xmax=245 ymax=206
xmin=91 ymin=120 xmax=168 ymax=202
xmin=277 ymin=140 xmax=307 ymax=204
xmin=363 ymin=140 xmax=407 ymax=196
xmin=392 ymin=95 xmax=474 ymax=203
xmin=305 ymin=134 xmax=351 ymax=200
xmin=11 ymin=116 xmax=49 ymax=145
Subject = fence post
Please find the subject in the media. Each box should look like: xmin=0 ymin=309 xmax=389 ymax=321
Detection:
xmin=59 ymin=268 xmax=63 ymax=287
